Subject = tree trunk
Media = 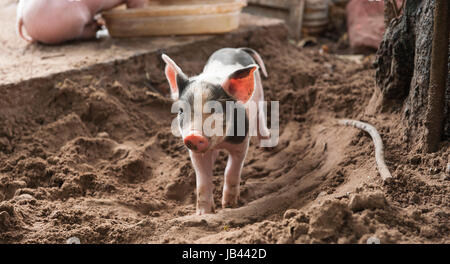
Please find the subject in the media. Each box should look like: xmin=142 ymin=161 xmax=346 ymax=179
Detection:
xmin=424 ymin=0 xmax=449 ymax=152
xmin=375 ymin=0 xmax=450 ymax=152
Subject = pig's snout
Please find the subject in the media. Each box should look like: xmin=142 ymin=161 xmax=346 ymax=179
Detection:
xmin=184 ymin=133 xmax=209 ymax=152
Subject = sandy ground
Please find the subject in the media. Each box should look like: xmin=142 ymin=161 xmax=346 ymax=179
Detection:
xmin=0 ymin=1 xmax=449 ymax=244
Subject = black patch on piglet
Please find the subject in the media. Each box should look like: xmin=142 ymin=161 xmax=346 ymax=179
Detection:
xmin=225 ymin=103 xmax=249 ymax=144
xmin=176 ymin=75 xmax=190 ymax=96
xmin=207 ymin=48 xmax=254 ymax=68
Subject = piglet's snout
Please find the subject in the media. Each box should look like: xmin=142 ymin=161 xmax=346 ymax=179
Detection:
xmin=184 ymin=133 xmax=209 ymax=152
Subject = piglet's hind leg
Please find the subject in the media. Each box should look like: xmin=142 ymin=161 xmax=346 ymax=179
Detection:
xmin=80 ymin=21 xmax=100 ymax=40
xmin=255 ymin=72 xmax=271 ymax=142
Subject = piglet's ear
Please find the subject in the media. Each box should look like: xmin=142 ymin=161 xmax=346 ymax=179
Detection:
xmin=162 ymin=54 xmax=188 ymax=100
xmin=222 ymin=64 xmax=258 ymax=103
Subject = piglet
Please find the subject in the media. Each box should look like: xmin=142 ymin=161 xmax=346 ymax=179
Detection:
xmin=16 ymin=0 xmax=147 ymax=44
xmin=162 ymin=48 xmax=271 ymax=215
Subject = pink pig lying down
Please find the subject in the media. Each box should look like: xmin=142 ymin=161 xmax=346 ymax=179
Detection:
xmin=16 ymin=0 xmax=147 ymax=44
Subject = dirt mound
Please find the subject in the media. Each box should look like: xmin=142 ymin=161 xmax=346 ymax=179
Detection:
xmin=0 ymin=28 xmax=448 ymax=243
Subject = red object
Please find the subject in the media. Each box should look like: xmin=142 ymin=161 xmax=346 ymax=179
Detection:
xmin=346 ymin=0 xmax=403 ymax=52
xmin=184 ymin=133 xmax=209 ymax=152
xmin=223 ymin=66 xmax=257 ymax=103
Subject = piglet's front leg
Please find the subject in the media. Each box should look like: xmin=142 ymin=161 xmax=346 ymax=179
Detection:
xmin=190 ymin=151 xmax=216 ymax=215
xmin=222 ymin=140 xmax=249 ymax=208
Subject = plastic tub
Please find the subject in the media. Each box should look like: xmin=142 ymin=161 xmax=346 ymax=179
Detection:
xmin=102 ymin=0 xmax=247 ymax=37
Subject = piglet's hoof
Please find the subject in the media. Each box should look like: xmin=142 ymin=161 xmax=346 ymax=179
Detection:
xmin=222 ymin=196 xmax=239 ymax=209
xmin=196 ymin=201 xmax=215 ymax=215
xmin=196 ymin=206 xmax=215 ymax=216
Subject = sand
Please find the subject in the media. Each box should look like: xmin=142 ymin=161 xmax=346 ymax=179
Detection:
xmin=0 ymin=3 xmax=448 ymax=244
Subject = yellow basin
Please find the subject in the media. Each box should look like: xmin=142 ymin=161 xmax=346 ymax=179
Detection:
xmin=102 ymin=0 xmax=247 ymax=37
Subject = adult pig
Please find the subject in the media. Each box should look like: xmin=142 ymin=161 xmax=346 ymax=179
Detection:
xmin=16 ymin=0 xmax=147 ymax=44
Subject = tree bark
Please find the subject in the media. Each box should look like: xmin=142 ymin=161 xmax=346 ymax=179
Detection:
xmin=375 ymin=0 xmax=450 ymax=152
